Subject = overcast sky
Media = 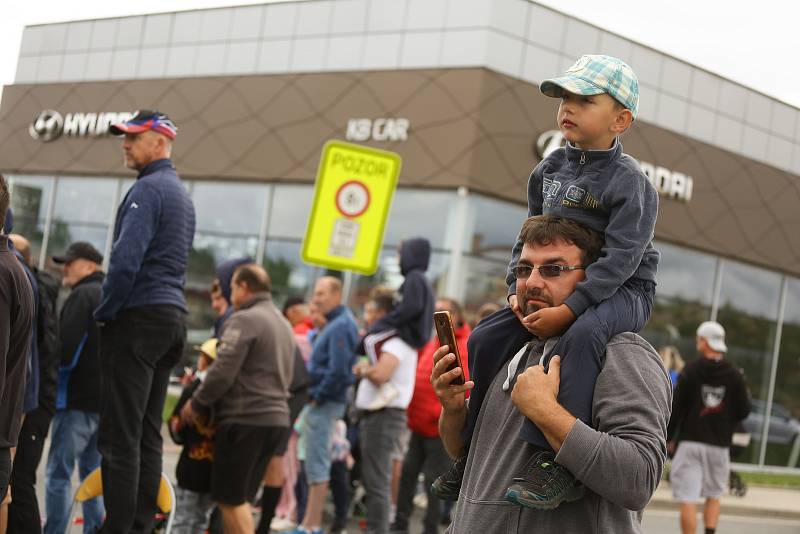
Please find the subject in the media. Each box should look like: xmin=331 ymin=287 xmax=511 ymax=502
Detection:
xmin=0 ymin=0 xmax=798 ymax=109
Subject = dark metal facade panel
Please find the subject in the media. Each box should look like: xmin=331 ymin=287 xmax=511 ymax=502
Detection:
xmin=1 ymin=68 xmax=798 ymax=275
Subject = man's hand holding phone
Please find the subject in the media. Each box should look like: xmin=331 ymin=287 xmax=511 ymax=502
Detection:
xmin=431 ymin=344 xmax=473 ymax=413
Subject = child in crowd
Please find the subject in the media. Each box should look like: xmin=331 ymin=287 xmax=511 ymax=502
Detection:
xmin=169 ymin=339 xmax=219 ymax=533
xmin=433 ymin=55 xmax=659 ymax=510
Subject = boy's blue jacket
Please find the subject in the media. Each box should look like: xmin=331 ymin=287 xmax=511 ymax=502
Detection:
xmin=507 ymin=140 xmax=659 ymax=316
xmin=369 ymin=237 xmax=435 ymax=349
xmin=308 ymin=305 xmax=359 ymax=404
xmin=95 ymin=159 xmax=196 ymax=322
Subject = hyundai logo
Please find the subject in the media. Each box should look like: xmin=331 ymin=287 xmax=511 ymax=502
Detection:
xmin=29 ymin=110 xmax=64 ymax=142
xmin=29 ymin=110 xmax=134 ymax=142
xmin=534 ymin=130 xmax=565 ymax=160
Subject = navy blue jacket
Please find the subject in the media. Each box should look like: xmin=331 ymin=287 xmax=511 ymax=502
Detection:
xmin=370 ymin=237 xmax=435 ymax=349
xmin=95 ymin=159 xmax=196 ymax=322
xmin=308 ymin=305 xmax=359 ymax=404
xmin=506 ymin=140 xmax=660 ymax=316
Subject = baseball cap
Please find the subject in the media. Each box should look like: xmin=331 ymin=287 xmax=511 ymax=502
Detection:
xmin=109 ymin=109 xmax=178 ymax=139
xmin=52 ymin=242 xmax=103 ymax=265
xmin=539 ymin=55 xmax=640 ymax=120
xmin=697 ymin=321 xmax=727 ymax=353
xmin=193 ymin=338 xmax=218 ymax=360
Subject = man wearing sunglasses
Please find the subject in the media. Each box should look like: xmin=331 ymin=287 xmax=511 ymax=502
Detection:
xmin=432 ymin=215 xmax=671 ymax=533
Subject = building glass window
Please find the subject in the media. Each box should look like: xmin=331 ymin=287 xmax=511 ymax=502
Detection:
xmin=268 ymin=185 xmax=313 ymax=240
xmin=463 ymin=195 xmax=527 ymax=261
xmin=459 ymin=255 xmax=508 ymax=322
xmin=765 ymin=278 xmax=800 ymax=468
xmin=714 ymin=259 xmax=782 ymax=465
xmin=47 ymin=177 xmax=117 ymax=264
xmin=383 ymin=189 xmax=456 ymax=250
xmin=187 ymin=181 xmax=269 ymax=285
xmin=6 ymin=175 xmax=55 ymax=264
xmin=263 ymin=238 xmax=320 ymax=305
xmin=640 ymin=240 xmax=717 ymax=359
xmin=186 ymin=181 xmax=270 ymax=332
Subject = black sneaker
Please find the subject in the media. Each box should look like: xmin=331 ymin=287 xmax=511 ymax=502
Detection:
xmin=430 ymin=455 xmax=467 ymax=501
xmin=505 ymin=450 xmax=584 ymax=510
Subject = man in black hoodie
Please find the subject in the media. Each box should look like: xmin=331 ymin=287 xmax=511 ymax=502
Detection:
xmin=667 ymin=321 xmax=751 ymax=534
xmin=43 ymin=242 xmax=105 ymax=534
xmin=6 ymin=234 xmax=59 ymax=534
xmin=0 ymin=176 xmax=34 ymax=514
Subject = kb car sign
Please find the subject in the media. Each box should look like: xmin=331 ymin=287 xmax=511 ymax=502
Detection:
xmin=29 ymin=110 xmax=134 ymax=142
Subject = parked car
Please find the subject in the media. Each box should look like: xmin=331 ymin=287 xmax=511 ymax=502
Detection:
xmin=742 ymin=399 xmax=800 ymax=445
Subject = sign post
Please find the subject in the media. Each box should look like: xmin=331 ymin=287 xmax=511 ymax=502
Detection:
xmin=302 ymin=140 xmax=401 ymax=275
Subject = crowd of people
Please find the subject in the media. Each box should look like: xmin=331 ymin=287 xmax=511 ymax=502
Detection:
xmin=0 ymin=51 xmax=758 ymax=534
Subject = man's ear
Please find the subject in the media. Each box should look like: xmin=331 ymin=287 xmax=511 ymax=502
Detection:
xmin=612 ymin=108 xmax=634 ymax=135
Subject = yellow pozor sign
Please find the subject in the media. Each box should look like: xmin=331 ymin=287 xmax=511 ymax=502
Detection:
xmin=302 ymin=140 xmax=401 ymax=275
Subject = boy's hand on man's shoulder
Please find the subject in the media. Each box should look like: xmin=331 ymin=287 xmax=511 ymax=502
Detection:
xmin=523 ymin=304 xmax=575 ymax=338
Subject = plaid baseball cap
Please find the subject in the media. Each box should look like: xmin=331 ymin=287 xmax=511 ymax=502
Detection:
xmin=109 ymin=109 xmax=178 ymax=139
xmin=540 ymin=55 xmax=639 ymax=119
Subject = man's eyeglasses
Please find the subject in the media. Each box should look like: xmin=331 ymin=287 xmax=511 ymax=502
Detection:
xmin=511 ymin=264 xmax=585 ymax=279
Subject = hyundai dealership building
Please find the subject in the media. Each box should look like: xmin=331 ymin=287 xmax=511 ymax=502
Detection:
xmin=1 ymin=0 xmax=799 ymax=469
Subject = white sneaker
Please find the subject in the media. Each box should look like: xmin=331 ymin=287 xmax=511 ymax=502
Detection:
xmin=270 ymin=516 xmax=297 ymax=531
xmin=366 ymin=382 xmax=399 ymax=411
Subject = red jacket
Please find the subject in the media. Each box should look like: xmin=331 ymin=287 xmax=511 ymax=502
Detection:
xmin=292 ymin=316 xmax=314 ymax=336
xmin=407 ymin=323 xmax=471 ymax=438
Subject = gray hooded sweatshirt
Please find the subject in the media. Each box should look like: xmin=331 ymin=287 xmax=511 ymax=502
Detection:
xmin=447 ymin=333 xmax=672 ymax=534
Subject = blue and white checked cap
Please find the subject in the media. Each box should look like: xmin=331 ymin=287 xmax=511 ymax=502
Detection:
xmin=540 ymin=55 xmax=639 ymax=119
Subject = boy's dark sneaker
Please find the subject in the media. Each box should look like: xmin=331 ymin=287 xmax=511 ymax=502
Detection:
xmin=505 ymin=450 xmax=584 ymax=510
xmin=430 ymin=455 xmax=467 ymax=501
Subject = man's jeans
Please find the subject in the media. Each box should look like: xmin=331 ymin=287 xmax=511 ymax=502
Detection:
xmin=44 ymin=410 xmax=103 ymax=534
xmin=98 ymin=305 xmax=185 ymax=534
xmin=303 ymin=401 xmax=346 ymax=484
xmin=359 ymin=408 xmax=407 ymax=534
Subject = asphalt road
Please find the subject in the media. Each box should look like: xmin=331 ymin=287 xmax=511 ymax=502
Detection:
xmin=641 ymin=509 xmax=800 ymax=534
xmin=35 ymin=433 xmax=800 ymax=534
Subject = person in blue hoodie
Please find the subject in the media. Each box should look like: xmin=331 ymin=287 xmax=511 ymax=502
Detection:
xmin=365 ymin=238 xmax=435 ymax=352
xmin=95 ymin=110 xmax=196 ymax=534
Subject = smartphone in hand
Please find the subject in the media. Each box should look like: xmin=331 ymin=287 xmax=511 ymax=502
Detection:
xmin=433 ymin=310 xmax=465 ymax=385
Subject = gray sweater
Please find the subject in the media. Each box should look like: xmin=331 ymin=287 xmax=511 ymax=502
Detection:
xmin=193 ymin=292 xmax=296 ymax=427
xmin=448 ymin=333 xmax=672 ymax=534
xmin=507 ymin=140 xmax=660 ymax=316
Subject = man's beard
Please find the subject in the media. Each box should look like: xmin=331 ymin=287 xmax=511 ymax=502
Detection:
xmin=520 ymin=288 xmax=552 ymax=315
